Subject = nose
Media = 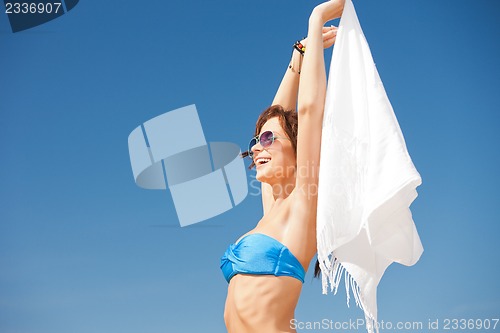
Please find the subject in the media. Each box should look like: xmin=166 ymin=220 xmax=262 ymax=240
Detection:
xmin=251 ymin=141 xmax=263 ymax=157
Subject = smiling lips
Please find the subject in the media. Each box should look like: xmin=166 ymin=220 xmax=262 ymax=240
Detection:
xmin=255 ymin=157 xmax=271 ymax=166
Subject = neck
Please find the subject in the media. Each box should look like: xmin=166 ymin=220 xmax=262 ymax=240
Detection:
xmin=270 ymin=177 xmax=296 ymax=200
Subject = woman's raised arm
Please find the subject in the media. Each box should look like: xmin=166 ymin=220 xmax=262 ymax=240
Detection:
xmin=262 ymin=26 xmax=338 ymax=215
xmin=272 ymin=27 xmax=338 ymax=110
xmin=281 ymin=0 xmax=345 ymax=271
xmin=294 ymin=0 xmax=344 ymax=199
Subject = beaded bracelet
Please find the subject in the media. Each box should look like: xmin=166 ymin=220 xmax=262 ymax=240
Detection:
xmin=289 ymin=40 xmax=305 ymax=74
xmin=293 ymin=40 xmax=306 ymax=55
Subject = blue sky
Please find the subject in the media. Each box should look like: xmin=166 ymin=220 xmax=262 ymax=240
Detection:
xmin=1 ymin=1 xmax=499 ymax=332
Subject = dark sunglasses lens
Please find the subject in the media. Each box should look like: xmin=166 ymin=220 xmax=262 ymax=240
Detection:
xmin=260 ymin=131 xmax=274 ymax=147
xmin=248 ymin=138 xmax=257 ymax=157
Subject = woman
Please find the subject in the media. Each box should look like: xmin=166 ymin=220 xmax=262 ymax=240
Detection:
xmin=220 ymin=1 xmax=345 ymax=332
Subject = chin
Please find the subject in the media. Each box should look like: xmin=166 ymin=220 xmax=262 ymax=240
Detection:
xmin=256 ymin=164 xmax=286 ymax=185
xmin=255 ymin=170 xmax=268 ymax=183
xmin=255 ymin=165 xmax=273 ymax=183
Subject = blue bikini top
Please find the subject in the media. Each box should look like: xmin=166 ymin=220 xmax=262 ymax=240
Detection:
xmin=220 ymin=233 xmax=306 ymax=283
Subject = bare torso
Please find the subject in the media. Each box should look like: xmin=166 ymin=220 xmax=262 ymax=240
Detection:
xmin=224 ymin=274 xmax=302 ymax=333
xmin=223 ymin=195 xmax=317 ymax=333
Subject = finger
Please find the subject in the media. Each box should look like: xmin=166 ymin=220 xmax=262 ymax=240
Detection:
xmin=323 ymin=28 xmax=337 ymax=41
xmin=323 ymin=34 xmax=336 ymax=47
xmin=322 ymin=26 xmax=338 ymax=37
xmin=323 ymin=28 xmax=338 ymax=38
xmin=324 ymin=36 xmax=336 ymax=48
xmin=322 ymin=27 xmax=334 ymax=35
xmin=322 ymin=25 xmax=338 ymax=31
xmin=324 ymin=27 xmax=337 ymax=37
xmin=324 ymin=40 xmax=334 ymax=49
xmin=324 ymin=35 xmax=335 ymax=43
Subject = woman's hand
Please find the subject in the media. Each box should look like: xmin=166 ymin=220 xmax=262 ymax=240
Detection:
xmin=301 ymin=26 xmax=338 ymax=50
xmin=311 ymin=0 xmax=345 ymax=25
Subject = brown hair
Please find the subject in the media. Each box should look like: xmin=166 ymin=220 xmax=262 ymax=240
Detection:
xmin=241 ymin=104 xmax=298 ymax=169
xmin=242 ymin=104 xmax=322 ymax=278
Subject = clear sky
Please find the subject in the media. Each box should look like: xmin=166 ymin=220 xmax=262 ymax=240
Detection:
xmin=1 ymin=1 xmax=499 ymax=332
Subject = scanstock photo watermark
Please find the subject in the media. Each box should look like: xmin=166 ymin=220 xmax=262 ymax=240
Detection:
xmin=3 ymin=0 xmax=79 ymax=32
xmin=248 ymin=161 xmax=321 ymax=199
xmin=290 ymin=318 xmax=499 ymax=331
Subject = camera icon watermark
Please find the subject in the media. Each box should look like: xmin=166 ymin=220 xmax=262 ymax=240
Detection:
xmin=128 ymin=104 xmax=248 ymax=227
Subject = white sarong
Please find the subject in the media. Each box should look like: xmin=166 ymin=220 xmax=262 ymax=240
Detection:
xmin=316 ymin=1 xmax=423 ymax=332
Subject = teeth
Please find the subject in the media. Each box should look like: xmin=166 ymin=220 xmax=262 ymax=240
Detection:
xmin=257 ymin=158 xmax=270 ymax=165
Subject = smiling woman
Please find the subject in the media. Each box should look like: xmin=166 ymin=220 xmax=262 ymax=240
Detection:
xmin=241 ymin=105 xmax=297 ymax=170
xmin=219 ymin=1 xmax=346 ymax=332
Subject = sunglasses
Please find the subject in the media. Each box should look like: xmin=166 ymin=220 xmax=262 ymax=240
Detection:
xmin=248 ymin=130 xmax=290 ymax=159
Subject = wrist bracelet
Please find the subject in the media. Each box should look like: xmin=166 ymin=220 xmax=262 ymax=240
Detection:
xmin=288 ymin=39 xmax=306 ymax=74
xmin=293 ymin=40 xmax=306 ymax=55
xmin=289 ymin=43 xmax=304 ymax=74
